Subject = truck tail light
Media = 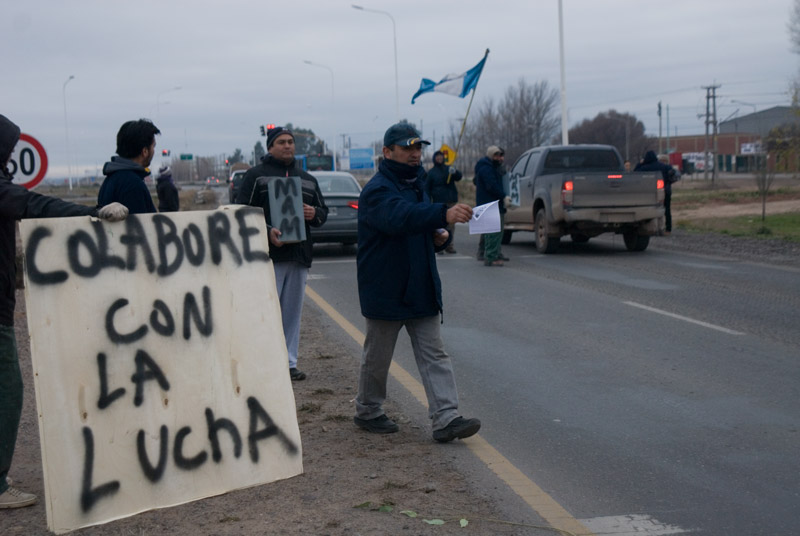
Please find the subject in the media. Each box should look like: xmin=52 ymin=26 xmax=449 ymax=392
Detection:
xmin=562 ymin=180 xmax=574 ymax=207
xmin=607 ymin=174 xmax=622 ymax=179
xmin=656 ymin=179 xmax=665 ymax=204
xmin=347 ymin=200 xmax=359 ymax=210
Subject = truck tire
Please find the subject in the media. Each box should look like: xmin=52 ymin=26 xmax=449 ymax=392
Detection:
xmin=623 ymin=231 xmax=650 ymax=252
xmin=501 ymin=230 xmax=513 ymax=244
xmin=535 ymin=208 xmax=560 ymax=254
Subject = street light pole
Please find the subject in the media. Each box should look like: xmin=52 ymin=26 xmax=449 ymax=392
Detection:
xmin=558 ymin=0 xmax=569 ymax=145
xmin=304 ymin=60 xmax=337 ymax=170
xmin=352 ymin=5 xmax=399 ymax=121
xmin=63 ymin=75 xmax=75 ymax=190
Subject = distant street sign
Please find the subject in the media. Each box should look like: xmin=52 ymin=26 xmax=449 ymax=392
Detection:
xmin=440 ymin=144 xmax=457 ymax=166
xmin=180 ymin=153 xmax=193 ymax=160
xmin=9 ymin=133 xmax=48 ymax=190
xmin=349 ymin=148 xmax=374 ymax=170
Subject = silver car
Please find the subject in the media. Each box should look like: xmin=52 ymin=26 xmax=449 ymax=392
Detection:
xmin=309 ymin=171 xmax=361 ymax=246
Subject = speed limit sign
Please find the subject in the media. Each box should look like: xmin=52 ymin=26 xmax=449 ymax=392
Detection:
xmin=9 ymin=133 xmax=48 ymax=190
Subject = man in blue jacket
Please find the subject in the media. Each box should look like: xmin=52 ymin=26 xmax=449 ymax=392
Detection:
xmin=635 ymin=150 xmax=678 ymax=235
xmin=475 ymin=145 xmax=510 ymax=266
xmin=354 ymin=122 xmax=481 ymax=443
xmin=98 ymin=119 xmax=160 ymax=214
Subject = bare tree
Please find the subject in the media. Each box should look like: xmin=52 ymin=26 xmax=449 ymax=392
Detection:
xmin=448 ymin=78 xmax=560 ymax=170
xmin=497 ymin=78 xmax=560 ymax=160
xmin=789 ymin=0 xmax=800 ymax=54
xmin=569 ymin=110 xmax=653 ymax=162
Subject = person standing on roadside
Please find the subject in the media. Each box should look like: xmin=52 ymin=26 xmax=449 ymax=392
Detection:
xmin=475 ymin=145 xmax=510 ymax=266
xmin=424 ymin=150 xmax=463 ymax=254
xmin=0 ymin=114 xmax=128 ymax=509
xmin=155 ymin=164 xmax=179 ymax=212
xmin=236 ymin=126 xmax=328 ymax=382
xmin=635 ymin=150 xmax=678 ymax=235
xmin=353 ymin=122 xmax=481 ymax=443
xmin=98 ymin=118 xmax=160 ymax=214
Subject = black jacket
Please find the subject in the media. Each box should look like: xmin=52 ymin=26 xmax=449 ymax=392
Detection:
xmin=0 ymin=115 xmax=98 ymax=326
xmin=424 ymin=162 xmax=462 ymax=204
xmin=236 ymin=154 xmax=327 ymax=267
xmin=156 ymin=175 xmax=179 ymax=212
xmin=98 ymin=156 xmax=157 ymax=214
xmin=635 ymin=150 xmax=676 ymax=193
xmin=474 ymin=156 xmax=507 ymax=213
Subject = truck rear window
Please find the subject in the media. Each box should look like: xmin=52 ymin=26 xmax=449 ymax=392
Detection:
xmin=542 ymin=150 xmax=621 ymax=174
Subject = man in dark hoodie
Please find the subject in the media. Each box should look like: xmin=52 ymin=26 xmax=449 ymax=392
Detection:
xmin=635 ymin=150 xmax=678 ymax=235
xmin=98 ymin=119 xmax=160 ymax=214
xmin=424 ymin=150 xmax=462 ymax=254
xmin=156 ymin=164 xmax=179 ymax=212
xmin=236 ymin=126 xmax=327 ymax=382
xmin=474 ymin=145 xmax=510 ymax=266
xmin=353 ymin=122 xmax=481 ymax=443
xmin=0 ymin=114 xmax=128 ymax=509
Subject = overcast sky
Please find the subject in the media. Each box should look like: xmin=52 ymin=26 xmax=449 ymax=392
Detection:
xmin=3 ymin=0 xmax=796 ymax=179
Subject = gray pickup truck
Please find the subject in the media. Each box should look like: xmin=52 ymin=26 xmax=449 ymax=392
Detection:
xmin=503 ymin=144 xmax=665 ymax=253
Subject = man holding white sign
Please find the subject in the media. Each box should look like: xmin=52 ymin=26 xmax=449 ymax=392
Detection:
xmin=236 ymin=126 xmax=328 ymax=381
xmin=0 ymin=114 xmax=128 ymax=510
xmin=354 ymin=123 xmax=481 ymax=443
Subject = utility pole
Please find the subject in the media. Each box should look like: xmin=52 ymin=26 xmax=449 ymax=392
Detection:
xmin=701 ymin=84 xmax=721 ymax=184
xmin=711 ymin=86 xmax=719 ymax=185
xmin=657 ymin=101 xmax=662 ymax=154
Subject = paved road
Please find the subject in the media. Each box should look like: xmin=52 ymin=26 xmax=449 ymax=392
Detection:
xmin=306 ymin=226 xmax=800 ymax=536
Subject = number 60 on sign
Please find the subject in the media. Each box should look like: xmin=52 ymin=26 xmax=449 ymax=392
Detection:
xmin=9 ymin=133 xmax=48 ymax=190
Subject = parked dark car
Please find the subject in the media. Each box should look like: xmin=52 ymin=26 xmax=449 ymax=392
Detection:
xmin=309 ymin=171 xmax=361 ymax=246
xmin=228 ymin=169 xmax=248 ymax=203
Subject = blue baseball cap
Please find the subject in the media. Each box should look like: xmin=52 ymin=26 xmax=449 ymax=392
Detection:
xmin=383 ymin=123 xmax=430 ymax=147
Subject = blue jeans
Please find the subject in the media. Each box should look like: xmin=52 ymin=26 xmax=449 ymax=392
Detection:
xmin=273 ymin=261 xmax=309 ymax=369
xmin=0 ymin=325 xmax=23 ymax=495
xmin=356 ymin=316 xmax=460 ymax=431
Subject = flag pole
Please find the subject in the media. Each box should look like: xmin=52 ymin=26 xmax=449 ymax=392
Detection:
xmin=448 ymin=48 xmax=489 ymax=183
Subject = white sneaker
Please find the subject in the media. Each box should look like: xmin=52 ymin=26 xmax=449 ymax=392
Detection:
xmin=0 ymin=486 xmax=37 ymax=509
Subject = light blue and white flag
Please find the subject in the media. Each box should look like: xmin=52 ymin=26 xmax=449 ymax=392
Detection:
xmin=411 ymin=52 xmax=488 ymax=104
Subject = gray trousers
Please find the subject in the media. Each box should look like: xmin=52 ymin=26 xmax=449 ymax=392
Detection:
xmin=273 ymin=261 xmax=308 ymax=369
xmin=355 ymin=316 xmax=459 ymax=431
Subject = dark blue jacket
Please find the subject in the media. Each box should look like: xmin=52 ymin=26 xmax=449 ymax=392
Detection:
xmin=98 ymin=156 xmax=157 ymax=214
xmin=474 ymin=156 xmax=507 ymax=213
xmin=635 ymin=150 xmax=676 ymax=193
xmin=424 ymin=160 xmax=462 ymax=204
xmin=356 ymin=160 xmax=450 ymax=320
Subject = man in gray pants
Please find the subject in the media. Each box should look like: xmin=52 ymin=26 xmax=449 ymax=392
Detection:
xmin=353 ymin=123 xmax=481 ymax=442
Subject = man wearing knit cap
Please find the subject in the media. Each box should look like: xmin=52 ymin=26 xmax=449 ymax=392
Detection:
xmin=353 ymin=122 xmax=481 ymax=442
xmin=236 ymin=126 xmax=328 ymax=382
xmin=156 ymin=164 xmax=179 ymax=212
xmin=0 ymin=114 xmax=128 ymax=509
xmin=424 ymin=150 xmax=463 ymax=254
xmin=474 ymin=145 xmax=510 ymax=266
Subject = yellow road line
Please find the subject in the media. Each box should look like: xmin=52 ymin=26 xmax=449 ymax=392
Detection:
xmin=305 ymin=285 xmax=594 ymax=536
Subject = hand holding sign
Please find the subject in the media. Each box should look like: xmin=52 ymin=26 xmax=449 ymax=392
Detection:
xmin=446 ymin=203 xmax=473 ymax=224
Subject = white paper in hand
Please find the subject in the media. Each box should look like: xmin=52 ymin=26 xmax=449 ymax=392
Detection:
xmin=469 ymin=200 xmax=501 ymax=234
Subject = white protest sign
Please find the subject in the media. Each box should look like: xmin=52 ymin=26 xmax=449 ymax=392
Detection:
xmin=20 ymin=207 xmax=302 ymax=534
xmin=468 ymin=201 xmax=501 ymax=234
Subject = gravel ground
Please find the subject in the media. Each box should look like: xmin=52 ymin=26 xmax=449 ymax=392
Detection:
xmin=649 ymin=229 xmax=800 ymax=268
